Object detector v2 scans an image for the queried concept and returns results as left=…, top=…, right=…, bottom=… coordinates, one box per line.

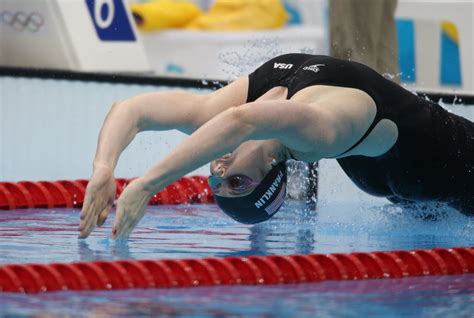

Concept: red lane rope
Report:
left=0, top=247, right=472, bottom=293
left=0, top=177, right=214, bottom=210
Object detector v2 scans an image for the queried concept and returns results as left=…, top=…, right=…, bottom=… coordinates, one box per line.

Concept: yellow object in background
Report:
left=186, top=0, right=289, bottom=31
left=130, top=0, right=202, bottom=32
left=441, top=21, right=459, bottom=43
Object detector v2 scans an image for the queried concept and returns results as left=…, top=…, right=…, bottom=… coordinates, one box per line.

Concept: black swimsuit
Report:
left=247, top=53, right=474, bottom=215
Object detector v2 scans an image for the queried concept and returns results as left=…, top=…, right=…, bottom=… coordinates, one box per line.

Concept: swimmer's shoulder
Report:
left=206, top=76, right=249, bottom=107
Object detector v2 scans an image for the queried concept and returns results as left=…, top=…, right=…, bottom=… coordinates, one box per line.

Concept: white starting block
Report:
left=0, top=0, right=151, bottom=73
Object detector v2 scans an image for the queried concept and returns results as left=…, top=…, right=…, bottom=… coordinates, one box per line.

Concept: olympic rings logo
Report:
left=0, top=11, right=44, bottom=33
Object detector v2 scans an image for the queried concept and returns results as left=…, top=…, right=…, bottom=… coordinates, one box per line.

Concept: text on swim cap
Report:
left=254, top=171, right=284, bottom=209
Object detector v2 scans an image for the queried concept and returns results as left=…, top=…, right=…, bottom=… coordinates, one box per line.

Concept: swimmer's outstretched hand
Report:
left=112, top=178, right=152, bottom=240
left=79, top=164, right=116, bottom=239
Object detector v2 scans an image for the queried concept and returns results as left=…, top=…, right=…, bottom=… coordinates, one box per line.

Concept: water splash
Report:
left=217, top=37, right=315, bottom=80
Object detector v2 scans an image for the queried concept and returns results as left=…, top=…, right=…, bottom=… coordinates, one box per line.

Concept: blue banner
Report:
left=86, top=0, right=136, bottom=42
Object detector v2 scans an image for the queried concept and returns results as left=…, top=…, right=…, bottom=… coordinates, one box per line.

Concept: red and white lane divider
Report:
left=0, top=177, right=214, bottom=210
left=0, top=247, right=473, bottom=293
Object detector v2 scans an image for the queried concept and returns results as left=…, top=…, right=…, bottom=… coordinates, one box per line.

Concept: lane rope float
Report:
left=0, top=247, right=472, bottom=293
left=0, top=176, right=214, bottom=210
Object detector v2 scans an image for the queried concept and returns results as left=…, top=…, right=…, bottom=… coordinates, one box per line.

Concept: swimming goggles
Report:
left=208, top=174, right=260, bottom=195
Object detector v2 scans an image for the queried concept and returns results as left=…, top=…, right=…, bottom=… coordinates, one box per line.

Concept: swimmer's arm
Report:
left=236, top=101, right=339, bottom=158
left=140, top=100, right=336, bottom=191
left=91, top=94, right=201, bottom=171
left=112, top=104, right=259, bottom=238
left=92, top=77, right=248, bottom=170
left=121, top=77, right=248, bottom=134
left=237, top=93, right=377, bottom=158
left=141, top=94, right=374, bottom=189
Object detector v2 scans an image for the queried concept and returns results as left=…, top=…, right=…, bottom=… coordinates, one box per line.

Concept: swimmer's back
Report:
left=247, top=53, right=474, bottom=212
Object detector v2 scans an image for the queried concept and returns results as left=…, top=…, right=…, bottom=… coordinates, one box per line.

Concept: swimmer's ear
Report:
left=267, top=157, right=278, bottom=170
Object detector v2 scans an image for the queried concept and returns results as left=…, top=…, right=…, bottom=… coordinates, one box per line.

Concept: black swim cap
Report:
left=213, top=162, right=287, bottom=224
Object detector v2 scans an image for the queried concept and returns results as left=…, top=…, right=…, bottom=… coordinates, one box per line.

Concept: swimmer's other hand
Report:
left=78, top=164, right=116, bottom=239
left=112, top=177, right=152, bottom=240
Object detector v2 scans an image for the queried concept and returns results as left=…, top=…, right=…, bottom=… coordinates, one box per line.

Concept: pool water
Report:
left=1, top=200, right=473, bottom=265
left=1, top=275, right=473, bottom=317
left=1, top=200, right=473, bottom=317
